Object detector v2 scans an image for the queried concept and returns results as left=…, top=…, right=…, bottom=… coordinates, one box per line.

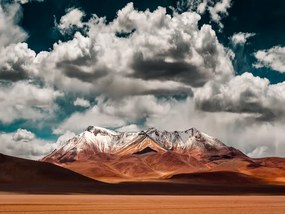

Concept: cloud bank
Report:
left=0, top=1, right=285, bottom=159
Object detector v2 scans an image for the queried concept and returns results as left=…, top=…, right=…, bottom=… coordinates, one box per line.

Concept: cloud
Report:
left=0, top=4, right=36, bottom=82
left=33, top=30, right=192, bottom=96
left=73, top=97, right=90, bottom=108
left=0, top=3, right=233, bottom=96
left=137, top=97, right=285, bottom=158
left=55, top=130, right=76, bottom=148
left=230, top=32, right=256, bottom=46
left=55, top=94, right=285, bottom=157
left=57, top=8, right=85, bottom=34
left=0, top=81, right=63, bottom=124
left=177, top=0, right=232, bottom=29
left=207, top=0, right=232, bottom=29
left=55, top=95, right=172, bottom=134
left=1, top=1, right=285, bottom=159
left=116, top=124, right=141, bottom=132
left=0, top=129, right=55, bottom=160
left=247, top=146, right=270, bottom=158
left=0, top=43, right=36, bottom=81
left=129, top=23, right=233, bottom=87
left=0, top=3, right=27, bottom=47
left=254, top=46, right=285, bottom=73
left=14, top=0, right=44, bottom=4
left=194, top=72, right=285, bottom=120
left=229, top=32, right=255, bottom=74
left=12, top=128, right=35, bottom=142
left=32, top=3, right=233, bottom=96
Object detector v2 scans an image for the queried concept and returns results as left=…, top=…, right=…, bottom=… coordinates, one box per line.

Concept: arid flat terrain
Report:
left=0, top=195, right=284, bottom=214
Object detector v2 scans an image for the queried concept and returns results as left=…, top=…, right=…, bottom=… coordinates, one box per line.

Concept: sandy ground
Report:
left=0, top=195, right=284, bottom=214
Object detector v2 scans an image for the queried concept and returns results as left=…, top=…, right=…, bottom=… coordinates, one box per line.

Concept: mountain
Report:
left=44, top=126, right=242, bottom=161
left=2, top=153, right=285, bottom=195
left=0, top=153, right=104, bottom=193
left=42, top=126, right=285, bottom=184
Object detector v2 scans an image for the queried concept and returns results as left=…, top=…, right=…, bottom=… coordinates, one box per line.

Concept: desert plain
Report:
left=0, top=195, right=285, bottom=214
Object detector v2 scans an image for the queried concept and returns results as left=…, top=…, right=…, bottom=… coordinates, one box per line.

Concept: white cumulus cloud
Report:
left=0, top=43, right=36, bottom=81
left=57, top=8, right=85, bottom=34
left=177, top=0, right=232, bottom=29
left=12, top=128, right=35, bottom=142
left=0, top=81, right=63, bottom=124
left=0, top=129, right=55, bottom=160
left=194, top=72, right=285, bottom=120
left=254, top=46, right=285, bottom=73
left=32, top=3, right=233, bottom=96
left=73, top=97, right=91, bottom=108
left=230, top=32, right=256, bottom=46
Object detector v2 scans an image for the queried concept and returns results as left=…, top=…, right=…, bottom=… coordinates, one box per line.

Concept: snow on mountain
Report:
left=44, top=126, right=229, bottom=162
left=42, top=126, right=248, bottom=182
left=142, top=127, right=225, bottom=151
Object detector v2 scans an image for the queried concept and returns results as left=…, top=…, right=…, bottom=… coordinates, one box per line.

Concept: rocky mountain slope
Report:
left=42, top=126, right=285, bottom=184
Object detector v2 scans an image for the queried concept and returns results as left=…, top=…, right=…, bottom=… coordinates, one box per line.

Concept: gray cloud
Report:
left=54, top=95, right=172, bottom=134
left=0, top=43, right=36, bottom=81
left=194, top=72, right=285, bottom=121
left=0, top=3, right=233, bottom=97
left=60, top=65, right=109, bottom=83
left=131, top=53, right=210, bottom=87
left=27, top=4, right=233, bottom=96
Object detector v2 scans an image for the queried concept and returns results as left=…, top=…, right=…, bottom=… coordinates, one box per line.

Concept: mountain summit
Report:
left=43, top=126, right=241, bottom=162
left=42, top=126, right=285, bottom=183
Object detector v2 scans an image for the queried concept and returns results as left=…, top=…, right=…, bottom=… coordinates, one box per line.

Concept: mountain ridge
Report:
left=42, top=126, right=285, bottom=184
left=44, top=126, right=237, bottom=161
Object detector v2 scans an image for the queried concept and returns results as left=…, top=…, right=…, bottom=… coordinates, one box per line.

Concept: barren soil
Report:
left=0, top=195, right=284, bottom=214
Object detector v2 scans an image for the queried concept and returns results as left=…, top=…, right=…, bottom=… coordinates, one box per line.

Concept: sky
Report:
left=0, top=0, right=285, bottom=159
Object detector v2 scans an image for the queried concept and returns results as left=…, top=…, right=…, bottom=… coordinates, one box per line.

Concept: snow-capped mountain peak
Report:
left=43, top=126, right=232, bottom=163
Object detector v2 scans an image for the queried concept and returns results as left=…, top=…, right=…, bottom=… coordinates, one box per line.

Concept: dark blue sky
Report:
left=21, top=0, right=173, bottom=52
left=21, top=0, right=285, bottom=51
